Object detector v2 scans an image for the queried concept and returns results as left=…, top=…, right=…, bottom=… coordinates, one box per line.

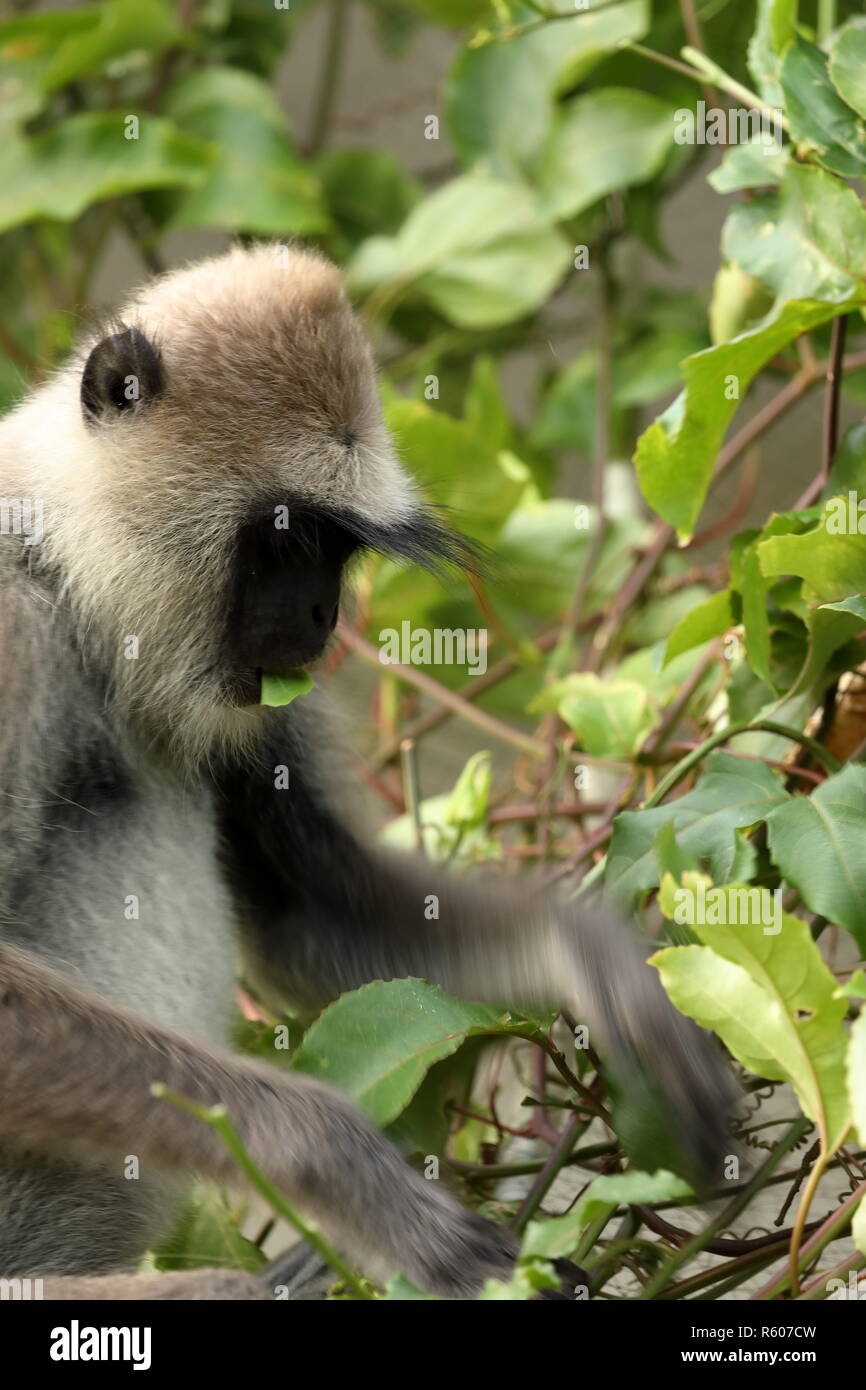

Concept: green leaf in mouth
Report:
left=260, top=669, right=314, bottom=708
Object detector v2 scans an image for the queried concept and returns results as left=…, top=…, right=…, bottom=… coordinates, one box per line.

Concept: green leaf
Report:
left=292, top=978, right=533, bottom=1127
left=636, top=163, right=866, bottom=535
left=316, top=147, right=420, bottom=253
left=349, top=171, right=571, bottom=329
left=401, top=0, right=490, bottom=23
left=163, top=67, right=327, bottom=235
left=383, top=1273, right=436, bottom=1300
left=828, top=22, right=866, bottom=121
left=758, top=511, right=866, bottom=599
left=534, top=673, right=655, bottom=759
left=463, top=355, right=511, bottom=452
left=384, top=398, right=524, bottom=542
left=260, top=670, right=314, bottom=708
left=521, top=1169, right=692, bottom=1261
left=442, top=750, right=492, bottom=830
left=710, top=267, right=773, bottom=353
left=0, top=10, right=95, bottom=128
left=634, top=300, right=841, bottom=539
left=723, top=165, right=866, bottom=307
left=40, top=0, right=184, bottom=94
left=653, top=899, right=851, bottom=1150
left=765, top=764, right=866, bottom=953
left=748, top=0, right=798, bottom=108
left=829, top=422, right=866, bottom=494
left=848, top=1010, right=866, bottom=1149
left=708, top=140, right=788, bottom=194
left=741, top=544, right=774, bottom=687
left=605, top=753, right=789, bottom=905
left=444, top=0, right=649, bottom=173
left=534, top=89, right=675, bottom=221
left=780, top=37, right=866, bottom=178
left=0, top=113, right=211, bottom=233
left=654, top=824, right=701, bottom=884
left=664, top=590, right=733, bottom=664
left=153, top=1186, right=266, bottom=1273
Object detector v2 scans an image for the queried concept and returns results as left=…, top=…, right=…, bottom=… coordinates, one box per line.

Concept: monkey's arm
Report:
left=0, top=944, right=514, bottom=1296
left=220, top=722, right=732, bottom=1182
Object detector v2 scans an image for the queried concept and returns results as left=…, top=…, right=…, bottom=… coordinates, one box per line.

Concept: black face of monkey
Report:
left=225, top=509, right=359, bottom=704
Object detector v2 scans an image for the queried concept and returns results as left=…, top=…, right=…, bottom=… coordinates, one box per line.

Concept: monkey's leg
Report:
left=0, top=946, right=515, bottom=1297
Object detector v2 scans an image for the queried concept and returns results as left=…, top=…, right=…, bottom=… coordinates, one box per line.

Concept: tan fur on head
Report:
left=0, top=244, right=420, bottom=766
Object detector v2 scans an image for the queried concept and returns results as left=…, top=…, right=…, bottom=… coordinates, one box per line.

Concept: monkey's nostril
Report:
left=311, top=604, right=326, bottom=629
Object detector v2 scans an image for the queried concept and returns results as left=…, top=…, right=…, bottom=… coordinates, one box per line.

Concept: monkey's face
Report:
left=46, top=245, right=465, bottom=757
left=224, top=507, right=359, bottom=704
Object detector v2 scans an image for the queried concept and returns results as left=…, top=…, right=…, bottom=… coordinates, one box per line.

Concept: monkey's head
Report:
left=25, top=245, right=466, bottom=761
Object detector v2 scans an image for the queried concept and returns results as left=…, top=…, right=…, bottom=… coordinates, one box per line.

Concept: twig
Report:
left=305, top=0, right=349, bottom=157
left=399, top=738, right=423, bottom=853
left=338, top=623, right=547, bottom=761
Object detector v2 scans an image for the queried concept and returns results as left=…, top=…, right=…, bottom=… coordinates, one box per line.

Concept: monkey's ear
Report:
left=81, top=326, right=164, bottom=424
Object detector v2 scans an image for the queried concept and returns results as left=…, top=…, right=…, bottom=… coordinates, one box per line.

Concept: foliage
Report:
left=5, top=0, right=866, bottom=1301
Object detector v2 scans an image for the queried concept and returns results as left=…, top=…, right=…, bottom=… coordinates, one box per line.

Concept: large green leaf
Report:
left=444, top=0, right=648, bottom=172
left=292, top=979, right=536, bottom=1127
left=653, top=900, right=851, bottom=1151
left=162, top=67, right=326, bottom=235
left=634, top=164, right=866, bottom=537
left=605, top=752, right=790, bottom=905
left=348, top=171, right=571, bottom=328
left=828, top=22, right=866, bottom=120
left=780, top=37, right=866, bottom=178
left=0, top=112, right=210, bottom=233
left=634, top=300, right=841, bottom=539
left=534, top=89, right=675, bottom=221
left=765, top=764, right=866, bottom=952
left=758, top=513, right=866, bottom=599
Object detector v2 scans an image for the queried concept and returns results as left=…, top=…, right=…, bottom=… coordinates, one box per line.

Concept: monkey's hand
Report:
left=565, top=904, right=736, bottom=1186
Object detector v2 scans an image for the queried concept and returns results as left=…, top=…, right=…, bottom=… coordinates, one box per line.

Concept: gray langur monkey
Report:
left=0, top=245, right=730, bottom=1300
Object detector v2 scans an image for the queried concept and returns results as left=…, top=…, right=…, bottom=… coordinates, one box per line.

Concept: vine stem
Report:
left=788, top=1150, right=830, bottom=1297
left=754, top=1172, right=866, bottom=1299
left=151, top=1084, right=376, bottom=1300
left=643, top=719, right=840, bottom=809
